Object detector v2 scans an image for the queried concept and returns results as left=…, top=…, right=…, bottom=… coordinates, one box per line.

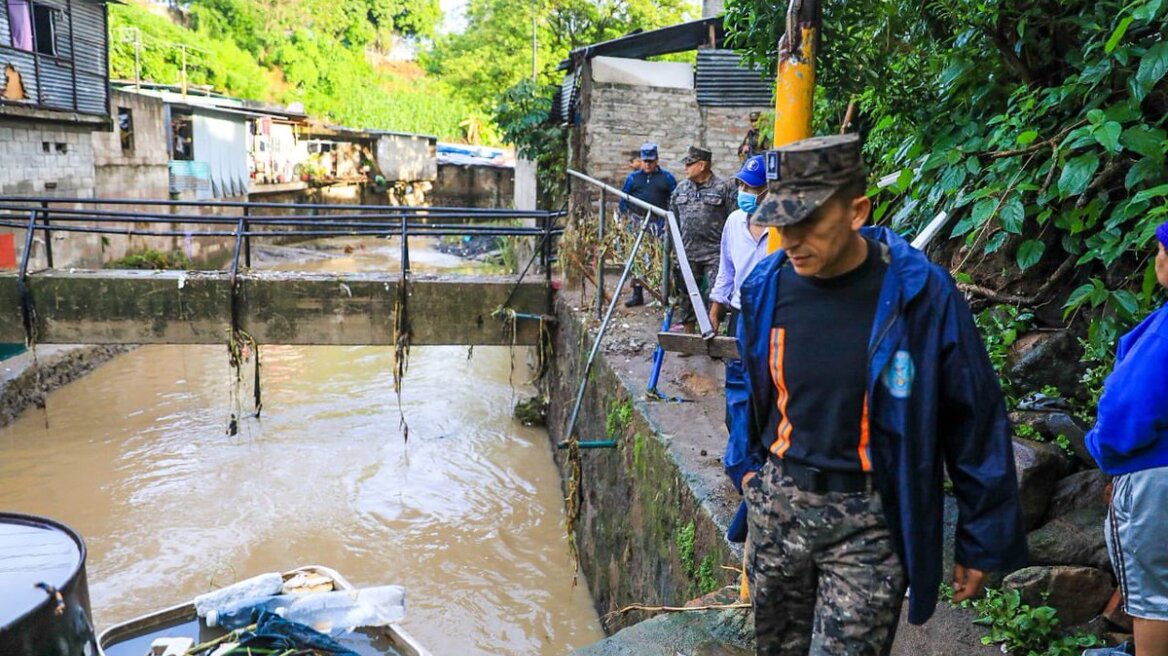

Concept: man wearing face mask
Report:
left=668, top=146, right=737, bottom=330
left=710, top=154, right=773, bottom=546
left=731, top=135, right=1026, bottom=654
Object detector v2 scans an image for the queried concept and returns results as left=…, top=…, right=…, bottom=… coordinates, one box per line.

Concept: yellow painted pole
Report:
left=766, top=25, right=818, bottom=255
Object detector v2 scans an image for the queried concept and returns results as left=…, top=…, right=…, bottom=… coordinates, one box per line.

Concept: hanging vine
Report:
left=393, top=272, right=412, bottom=441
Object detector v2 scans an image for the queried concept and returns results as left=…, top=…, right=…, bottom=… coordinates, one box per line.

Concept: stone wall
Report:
left=0, top=120, right=96, bottom=197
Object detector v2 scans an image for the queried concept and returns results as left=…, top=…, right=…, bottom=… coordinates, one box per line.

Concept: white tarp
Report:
left=193, top=110, right=250, bottom=199
left=591, top=56, right=694, bottom=90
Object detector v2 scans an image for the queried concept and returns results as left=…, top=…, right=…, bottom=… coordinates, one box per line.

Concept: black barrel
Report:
left=0, top=513, right=97, bottom=656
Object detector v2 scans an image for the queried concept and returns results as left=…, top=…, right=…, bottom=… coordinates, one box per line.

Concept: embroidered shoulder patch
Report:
left=882, top=350, right=915, bottom=399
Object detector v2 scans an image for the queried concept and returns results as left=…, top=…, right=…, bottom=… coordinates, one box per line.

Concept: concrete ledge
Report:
left=0, top=270, right=549, bottom=346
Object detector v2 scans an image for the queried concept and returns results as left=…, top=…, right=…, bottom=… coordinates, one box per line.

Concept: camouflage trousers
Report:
left=745, top=460, right=907, bottom=655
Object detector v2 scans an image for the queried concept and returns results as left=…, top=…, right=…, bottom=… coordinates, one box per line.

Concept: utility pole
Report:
left=133, top=28, right=141, bottom=91
left=179, top=44, right=188, bottom=98
left=531, top=0, right=538, bottom=84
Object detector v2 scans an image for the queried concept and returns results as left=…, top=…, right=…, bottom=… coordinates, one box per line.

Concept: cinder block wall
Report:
left=570, top=64, right=769, bottom=216
left=93, top=90, right=170, bottom=201
left=0, top=121, right=96, bottom=197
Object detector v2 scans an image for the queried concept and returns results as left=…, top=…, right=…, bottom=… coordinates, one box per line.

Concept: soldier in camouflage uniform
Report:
left=727, top=135, right=1027, bottom=654
left=668, top=146, right=737, bottom=330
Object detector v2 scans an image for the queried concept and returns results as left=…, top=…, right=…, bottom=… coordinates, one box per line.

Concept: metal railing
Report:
left=565, top=170, right=712, bottom=337
left=0, top=197, right=563, bottom=273
left=558, top=170, right=714, bottom=449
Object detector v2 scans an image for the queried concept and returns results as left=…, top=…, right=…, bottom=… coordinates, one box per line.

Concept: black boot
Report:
left=624, top=284, right=644, bottom=307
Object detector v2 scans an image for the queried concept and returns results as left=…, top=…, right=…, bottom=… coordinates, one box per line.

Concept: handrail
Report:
left=0, top=198, right=563, bottom=283
left=566, top=169, right=714, bottom=338
left=0, top=196, right=553, bottom=217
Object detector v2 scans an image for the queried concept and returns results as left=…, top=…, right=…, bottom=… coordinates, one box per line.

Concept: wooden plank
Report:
left=656, top=331, right=739, bottom=359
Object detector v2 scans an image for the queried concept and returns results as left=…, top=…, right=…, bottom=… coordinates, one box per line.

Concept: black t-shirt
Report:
left=767, top=239, right=888, bottom=472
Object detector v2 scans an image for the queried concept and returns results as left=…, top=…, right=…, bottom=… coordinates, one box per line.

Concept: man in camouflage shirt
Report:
left=668, top=146, right=737, bottom=330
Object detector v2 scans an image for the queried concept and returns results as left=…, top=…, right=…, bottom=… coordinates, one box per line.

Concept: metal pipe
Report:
left=0, top=223, right=556, bottom=240
left=0, top=196, right=556, bottom=216
left=242, top=205, right=251, bottom=268
left=596, top=189, right=605, bottom=319
left=558, top=208, right=655, bottom=449
left=567, top=169, right=669, bottom=220
left=557, top=440, right=618, bottom=450
left=39, top=201, right=52, bottom=269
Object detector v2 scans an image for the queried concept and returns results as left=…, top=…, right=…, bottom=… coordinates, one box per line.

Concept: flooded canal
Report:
left=0, top=236, right=604, bottom=655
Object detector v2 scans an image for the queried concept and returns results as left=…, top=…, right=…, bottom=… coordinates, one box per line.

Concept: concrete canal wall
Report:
left=547, top=292, right=746, bottom=637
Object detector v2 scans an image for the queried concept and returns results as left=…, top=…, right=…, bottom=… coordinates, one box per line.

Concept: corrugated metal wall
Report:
left=0, top=0, right=107, bottom=116
left=695, top=49, right=774, bottom=107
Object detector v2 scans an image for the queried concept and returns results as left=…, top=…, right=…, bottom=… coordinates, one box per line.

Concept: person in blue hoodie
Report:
left=1086, top=221, right=1168, bottom=656
left=619, top=142, right=678, bottom=307
left=728, top=134, right=1027, bottom=654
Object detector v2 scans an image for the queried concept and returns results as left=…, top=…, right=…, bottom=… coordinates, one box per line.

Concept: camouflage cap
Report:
left=752, top=134, right=867, bottom=227
left=681, top=146, right=712, bottom=166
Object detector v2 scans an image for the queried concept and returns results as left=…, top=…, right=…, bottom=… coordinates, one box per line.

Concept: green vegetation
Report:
left=676, top=519, right=696, bottom=573
left=725, top=0, right=1168, bottom=418
left=632, top=433, right=646, bottom=472
left=964, top=588, right=1103, bottom=655
left=110, top=0, right=693, bottom=147
left=104, top=248, right=191, bottom=270
left=110, top=0, right=469, bottom=138
left=974, top=305, right=1035, bottom=406
left=696, top=554, right=719, bottom=595
left=606, top=399, right=633, bottom=436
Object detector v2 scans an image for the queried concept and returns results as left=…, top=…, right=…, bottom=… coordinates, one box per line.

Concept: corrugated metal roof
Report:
left=695, top=49, right=774, bottom=107
left=550, top=70, right=578, bottom=125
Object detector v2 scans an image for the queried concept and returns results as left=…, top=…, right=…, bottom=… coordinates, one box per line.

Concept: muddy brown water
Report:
left=0, top=236, right=603, bottom=655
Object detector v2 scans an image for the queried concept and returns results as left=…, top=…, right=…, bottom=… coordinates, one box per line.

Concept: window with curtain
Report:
left=7, top=0, right=33, bottom=51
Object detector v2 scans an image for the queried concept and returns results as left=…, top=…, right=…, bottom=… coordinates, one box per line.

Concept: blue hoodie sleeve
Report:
left=724, top=316, right=765, bottom=492
left=936, top=275, right=1028, bottom=573
left=1086, top=328, right=1168, bottom=475
left=620, top=172, right=635, bottom=214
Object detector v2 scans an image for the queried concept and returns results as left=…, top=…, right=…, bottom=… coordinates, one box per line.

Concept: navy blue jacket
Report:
left=731, top=226, right=1027, bottom=625
left=620, top=168, right=677, bottom=213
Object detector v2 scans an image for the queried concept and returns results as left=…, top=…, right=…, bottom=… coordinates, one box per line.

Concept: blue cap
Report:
left=735, top=154, right=767, bottom=188
left=1158, top=221, right=1168, bottom=249
left=639, top=142, right=659, bottom=161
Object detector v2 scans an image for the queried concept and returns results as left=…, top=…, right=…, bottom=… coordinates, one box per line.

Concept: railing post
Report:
left=596, top=189, right=605, bottom=319
left=543, top=211, right=553, bottom=312
left=40, top=200, right=53, bottom=269
left=660, top=218, right=671, bottom=306
left=242, top=205, right=252, bottom=268
left=400, top=215, right=410, bottom=272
